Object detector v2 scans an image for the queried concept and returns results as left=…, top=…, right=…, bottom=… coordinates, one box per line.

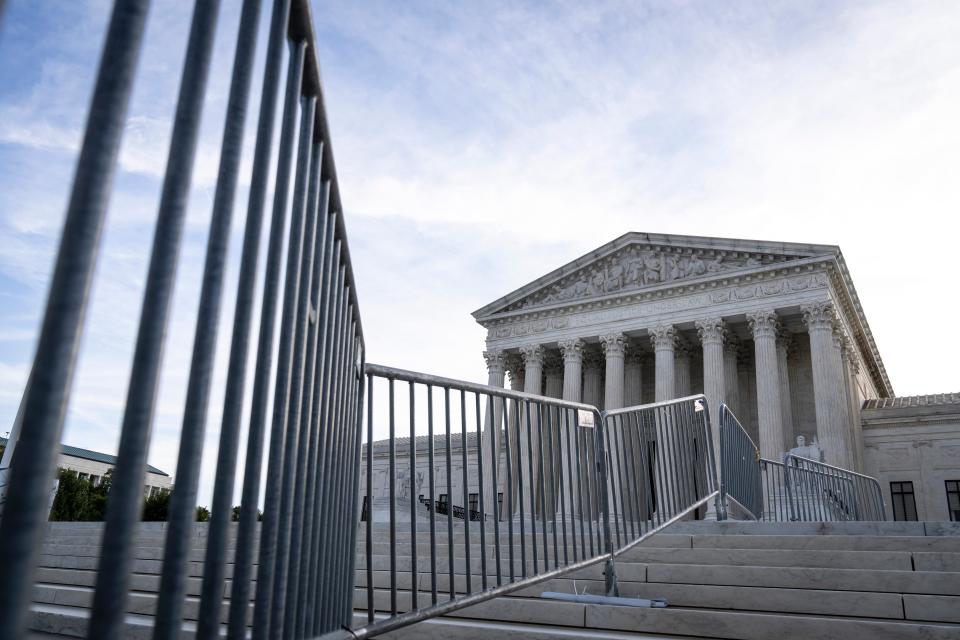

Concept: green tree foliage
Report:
left=142, top=489, right=171, bottom=522
left=231, top=504, right=263, bottom=521
left=49, top=469, right=112, bottom=521
left=195, top=505, right=210, bottom=522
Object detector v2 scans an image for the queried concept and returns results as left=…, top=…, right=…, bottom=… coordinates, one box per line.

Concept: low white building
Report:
left=0, top=437, right=172, bottom=497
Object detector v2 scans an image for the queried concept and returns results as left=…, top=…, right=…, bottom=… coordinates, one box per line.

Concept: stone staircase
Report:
left=24, top=520, right=960, bottom=638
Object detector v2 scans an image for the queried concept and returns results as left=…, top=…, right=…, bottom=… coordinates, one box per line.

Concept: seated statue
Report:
left=787, top=434, right=823, bottom=462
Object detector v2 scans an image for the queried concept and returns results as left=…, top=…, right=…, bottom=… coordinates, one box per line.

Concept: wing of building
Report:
left=472, top=232, right=959, bottom=522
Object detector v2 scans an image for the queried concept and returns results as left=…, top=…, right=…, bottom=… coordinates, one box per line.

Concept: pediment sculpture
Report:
left=505, top=244, right=797, bottom=312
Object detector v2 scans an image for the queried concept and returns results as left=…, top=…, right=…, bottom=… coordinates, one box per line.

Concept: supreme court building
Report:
left=470, top=232, right=960, bottom=521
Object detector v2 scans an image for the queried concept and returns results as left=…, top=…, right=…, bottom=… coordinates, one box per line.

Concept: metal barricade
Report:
left=340, top=382, right=721, bottom=639
left=718, top=404, right=763, bottom=520
left=348, top=364, right=607, bottom=639
left=785, top=455, right=886, bottom=522
left=0, top=2, right=366, bottom=639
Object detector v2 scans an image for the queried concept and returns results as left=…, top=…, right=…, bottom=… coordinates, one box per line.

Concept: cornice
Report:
left=478, top=257, right=831, bottom=326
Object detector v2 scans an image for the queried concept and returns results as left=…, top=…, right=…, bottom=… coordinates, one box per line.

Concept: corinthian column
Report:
left=650, top=325, right=677, bottom=401
left=776, top=332, right=795, bottom=451
left=481, top=350, right=507, bottom=518
left=518, top=344, right=544, bottom=519
left=504, top=355, right=524, bottom=516
left=834, top=329, right=856, bottom=470
left=748, top=310, right=785, bottom=461
left=844, top=348, right=865, bottom=471
left=696, top=318, right=726, bottom=426
left=623, top=343, right=644, bottom=407
left=802, top=302, right=848, bottom=468
left=558, top=338, right=585, bottom=519
left=601, top=333, right=626, bottom=410
left=558, top=339, right=584, bottom=402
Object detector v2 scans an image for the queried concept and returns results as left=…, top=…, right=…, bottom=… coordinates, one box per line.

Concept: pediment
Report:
left=475, top=233, right=837, bottom=319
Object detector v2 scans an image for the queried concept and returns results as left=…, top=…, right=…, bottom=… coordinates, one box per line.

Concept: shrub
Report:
left=142, top=489, right=171, bottom=521
left=231, top=504, right=264, bottom=521
left=49, top=469, right=92, bottom=521
left=195, top=505, right=210, bottom=522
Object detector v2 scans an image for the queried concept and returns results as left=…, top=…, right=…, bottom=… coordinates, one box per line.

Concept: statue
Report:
left=706, top=255, right=723, bottom=272
left=787, top=434, right=823, bottom=462
left=688, top=254, right=706, bottom=276
left=642, top=253, right=661, bottom=284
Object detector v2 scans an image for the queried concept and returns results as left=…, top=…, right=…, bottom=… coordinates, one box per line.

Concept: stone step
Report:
left=665, top=520, right=960, bottom=536
left=352, top=588, right=960, bottom=640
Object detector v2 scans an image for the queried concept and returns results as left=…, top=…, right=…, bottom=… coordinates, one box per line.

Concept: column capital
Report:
left=483, top=349, right=507, bottom=373
left=582, top=349, right=603, bottom=371
left=649, top=324, right=677, bottom=352
left=801, top=301, right=836, bottom=332
left=747, top=310, right=779, bottom=340
left=558, top=338, right=585, bottom=364
left=833, top=326, right=850, bottom=351
left=600, top=332, right=627, bottom=357
left=696, top=317, right=726, bottom=346
left=519, top=343, right=545, bottom=367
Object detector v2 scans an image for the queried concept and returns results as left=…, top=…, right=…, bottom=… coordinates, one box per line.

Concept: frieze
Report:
left=503, top=243, right=808, bottom=312
left=490, top=273, right=826, bottom=340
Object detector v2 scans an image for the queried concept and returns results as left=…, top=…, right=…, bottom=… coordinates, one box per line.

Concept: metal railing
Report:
left=717, top=404, right=886, bottom=522
left=344, top=370, right=719, bottom=640
left=0, top=2, right=365, bottom=639
left=718, top=404, right=763, bottom=520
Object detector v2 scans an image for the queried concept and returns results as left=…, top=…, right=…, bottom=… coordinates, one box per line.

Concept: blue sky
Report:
left=2, top=1, right=959, bottom=504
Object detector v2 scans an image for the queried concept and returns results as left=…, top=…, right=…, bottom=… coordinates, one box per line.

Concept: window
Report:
left=438, top=493, right=447, bottom=507
left=890, top=481, right=918, bottom=521
left=360, top=496, right=369, bottom=522
left=497, top=492, right=504, bottom=520
left=468, top=492, right=478, bottom=513
left=946, top=480, right=960, bottom=522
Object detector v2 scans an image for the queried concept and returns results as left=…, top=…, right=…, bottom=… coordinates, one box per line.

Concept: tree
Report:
left=49, top=469, right=92, bottom=521
left=195, top=505, right=210, bottom=522
left=231, top=504, right=263, bottom=521
left=143, top=489, right=171, bottom=521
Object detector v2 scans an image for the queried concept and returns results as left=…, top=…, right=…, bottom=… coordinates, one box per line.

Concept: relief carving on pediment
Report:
left=506, top=245, right=796, bottom=312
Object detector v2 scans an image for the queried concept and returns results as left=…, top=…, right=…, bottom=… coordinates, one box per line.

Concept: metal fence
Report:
left=718, top=404, right=763, bottom=519
left=0, top=2, right=365, bottom=639
left=717, top=405, right=886, bottom=522
left=346, top=374, right=719, bottom=639
left=761, top=455, right=886, bottom=522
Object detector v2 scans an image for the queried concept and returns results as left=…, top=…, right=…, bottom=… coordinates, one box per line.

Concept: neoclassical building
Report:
left=470, top=232, right=959, bottom=520
left=359, top=233, right=958, bottom=523
left=474, top=232, right=887, bottom=470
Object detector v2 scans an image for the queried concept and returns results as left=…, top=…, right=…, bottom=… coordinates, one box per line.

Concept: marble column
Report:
left=559, top=338, right=585, bottom=519
left=504, top=355, right=524, bottom=516
left=776, top=332, right=795, bottom=452
left=675, top=341, right=692, bottom=397
left=801, top=302, right=849, bottom=468
left=518, top=344, right=544, bottom=519
left=695, top=317, right=726, bottom=428
left=723, top=334, right=741, bottom=417
left=747, top=310, right=785, bottom=461
left=623, top=343, right=644, bottom=407
left=651, top=325, right=677, bottom=402
left=844, top=347, right=865, bottom=472
left=834, top=329, right=856, bottom=470
left=481, top=350, right=507, bottom=518
left=601, top=333, right=626, bottom=410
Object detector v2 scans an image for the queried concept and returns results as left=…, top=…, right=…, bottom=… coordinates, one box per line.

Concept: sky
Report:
left=1, top=0, right=958, bottom=506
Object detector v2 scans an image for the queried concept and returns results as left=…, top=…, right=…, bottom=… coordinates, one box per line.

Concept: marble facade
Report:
left=474, top=233, right=892, bottom=473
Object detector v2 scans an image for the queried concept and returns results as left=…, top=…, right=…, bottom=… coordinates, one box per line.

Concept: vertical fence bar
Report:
left=388, top=378, right=397, bottom=614
left=266, top=91, right=317, bottom=640
left=82, top=2, right=219, bottom=638
left=365, top=373, right=374, bottom=622
left=460, top=389, right=472, bottom=593
left=409, top=381, right=419, bottom=610
left=475, top=392, right=488, bottom=590
left=251, top=38, right=307, bottom=640
left=0, top=3, right=150, bottom=637
left=428, top=385, right=438, bottom=604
